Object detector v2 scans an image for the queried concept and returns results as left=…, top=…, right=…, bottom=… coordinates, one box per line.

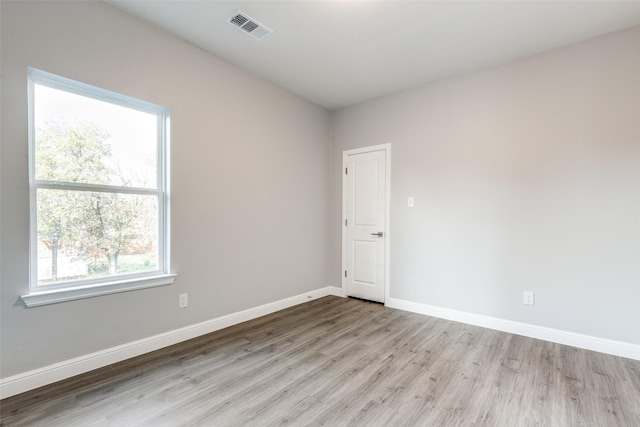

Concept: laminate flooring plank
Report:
left=145, top=357, right=316, bottom=426
left=49, top=332, right=298, bottom=424
left=257, top=308, right=415, bottom=425
left=2, top=296, right=640, bottom=427
left=1, top=297, right=345, bottom=426
left=210, top=305, right=398, bottom=425
left=282, top=315, right=465, bottom=425
left=307, top=357, right=413, bottom=426
left=429, top=327, right=502, bottom=425
left=105, top=300, right=360, bottom=423
left=130, top=301, right=383, bottom=426
left=257, top=345, right=381, bottom=426
left=240, top=310, right=411, bottom=425
left=318, top=322, right=482, bottom=425
left=1, top=298, right=344, bottom=426
left=343, top=399, right=399, bottom=427
left=238, top=343, right=371, bottom=426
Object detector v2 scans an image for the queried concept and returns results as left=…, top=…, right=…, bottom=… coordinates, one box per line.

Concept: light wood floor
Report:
left=1, top=296, right=639, bottom=426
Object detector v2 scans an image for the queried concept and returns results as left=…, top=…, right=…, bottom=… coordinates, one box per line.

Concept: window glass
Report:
left=36, top=189, right=159, bottom=284
left=29, top=69, right=169, bottom=288
left=34, top=84, right=158, bottom=189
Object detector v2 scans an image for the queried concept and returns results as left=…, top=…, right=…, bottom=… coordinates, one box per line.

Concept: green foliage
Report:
left=87, top=253, right=157, bottom=277
left=36, top=121, right=156, bottom=282
left=36, top=122, right=112, bottom=184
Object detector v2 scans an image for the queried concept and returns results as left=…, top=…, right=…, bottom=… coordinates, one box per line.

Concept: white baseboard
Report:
left=386, top=297, right=640, bottom=361
left=6, top=290, right=634, bottom=400
left=0, top=287, right=333, bottom=400
left=328, top=285, right=346, bottom=297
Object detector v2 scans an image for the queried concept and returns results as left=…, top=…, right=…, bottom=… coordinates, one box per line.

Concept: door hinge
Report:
left=344, top=270, right=347, bottom=278
left=345, top=218, right=347, bottom=226
left=345, top=167, right=348, bottom=175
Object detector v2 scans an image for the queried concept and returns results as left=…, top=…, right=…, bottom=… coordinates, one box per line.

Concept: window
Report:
left=23, top=68, right=174, bottom=307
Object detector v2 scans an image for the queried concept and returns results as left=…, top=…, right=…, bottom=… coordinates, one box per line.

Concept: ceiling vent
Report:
left=228, top=11, right=272, bottom=40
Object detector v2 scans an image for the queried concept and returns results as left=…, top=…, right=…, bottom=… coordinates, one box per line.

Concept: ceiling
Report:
left=107, top=1, right=640, bottom=110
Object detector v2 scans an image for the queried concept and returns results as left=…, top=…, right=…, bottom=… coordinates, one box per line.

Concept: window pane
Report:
left=34, top=84, right=157, bottom=188
left=36, top=189, right=158, bottom=284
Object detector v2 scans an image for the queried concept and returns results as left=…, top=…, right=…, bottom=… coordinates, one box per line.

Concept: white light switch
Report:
left=408, top=197, right=414, bottom=208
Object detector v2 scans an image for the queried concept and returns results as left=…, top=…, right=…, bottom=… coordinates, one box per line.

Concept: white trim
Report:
left=27, top=67, right=171, bottom=292
left=386, top=297, right=640, bottom=361
left=341, top=143, right=391, bottom=303
left=28, top=71, right=38, bottom=288
left=21, top=274, right=178, bottom=307
left=1, top=287, right=333, bottom=399
left=328, top=285, right=346, bottom=297
left=7, top=290, right=635, bottom=399
left=34, top=181, right=159, bottom=195
left=27, top=67, right=164, bottom=114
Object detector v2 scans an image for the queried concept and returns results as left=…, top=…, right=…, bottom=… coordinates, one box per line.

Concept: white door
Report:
left=343, top=147, right=388, bottom=303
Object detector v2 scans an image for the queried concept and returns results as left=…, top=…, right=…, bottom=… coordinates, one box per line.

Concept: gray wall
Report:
left=331, top=26, right=640, bottom=344
left=2, top=0, right=638, bottom=383
left=1, top=1, right=330, bottom=378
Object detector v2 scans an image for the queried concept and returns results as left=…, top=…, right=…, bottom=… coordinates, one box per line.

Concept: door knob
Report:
left=371, top=232, right=384, bottom=237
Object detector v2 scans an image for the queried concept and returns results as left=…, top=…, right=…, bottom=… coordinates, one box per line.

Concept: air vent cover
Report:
left=228, top=11, right=272, bottom=40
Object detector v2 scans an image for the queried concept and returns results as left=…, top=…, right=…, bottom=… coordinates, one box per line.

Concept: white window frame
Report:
left=22, top=68, right=175, bottom=307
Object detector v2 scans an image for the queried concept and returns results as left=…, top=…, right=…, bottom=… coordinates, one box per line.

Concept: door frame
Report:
left=341, top=143, right=391, bottom=304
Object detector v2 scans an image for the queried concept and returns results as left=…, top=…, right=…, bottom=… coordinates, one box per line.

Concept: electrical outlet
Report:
left=523, top=291, right=534, bottom=306
left=179, top=293, right=188, bottom=309
left=408, top=197, right=414, bottom=208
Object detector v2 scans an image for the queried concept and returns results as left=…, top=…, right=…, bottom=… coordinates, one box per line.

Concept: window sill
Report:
left=21, top=274, right=177, bottom=308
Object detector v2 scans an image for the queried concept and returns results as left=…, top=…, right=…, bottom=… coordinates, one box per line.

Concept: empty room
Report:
left=1, top=1, right=639, bottom=425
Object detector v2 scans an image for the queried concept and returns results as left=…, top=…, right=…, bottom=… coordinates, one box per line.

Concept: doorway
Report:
left=342, top=144, right=390, bottom=303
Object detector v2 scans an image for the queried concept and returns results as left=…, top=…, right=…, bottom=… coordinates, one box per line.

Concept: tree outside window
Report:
left=29, top=69, right=169, bottom=289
